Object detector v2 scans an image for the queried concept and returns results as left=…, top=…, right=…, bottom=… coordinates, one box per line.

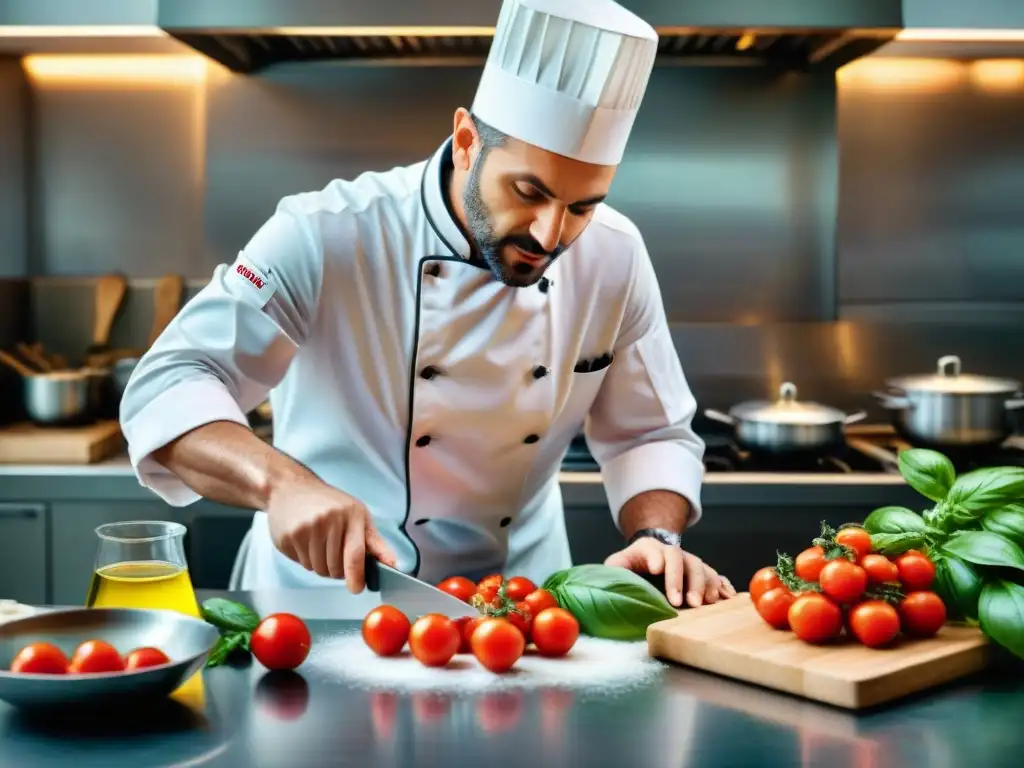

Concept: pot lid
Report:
left=886, top=355, right=1021, bottom=395
left=730, top=382, right=848, bottom=425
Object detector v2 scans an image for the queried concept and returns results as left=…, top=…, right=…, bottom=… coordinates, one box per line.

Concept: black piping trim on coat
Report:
left=399, top=162, right=489, bottom=578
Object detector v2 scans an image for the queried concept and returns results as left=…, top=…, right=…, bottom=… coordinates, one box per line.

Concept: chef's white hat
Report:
left=471, top=0, right=658, bottom=167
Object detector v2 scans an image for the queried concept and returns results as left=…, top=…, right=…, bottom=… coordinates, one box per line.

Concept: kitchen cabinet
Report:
left=0, top=502, right=48, bottom=605
left=49, top=500, right=176, bottom=606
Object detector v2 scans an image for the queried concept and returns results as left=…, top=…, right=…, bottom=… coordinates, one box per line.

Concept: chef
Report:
left=119, top=0, right=737, bottom=609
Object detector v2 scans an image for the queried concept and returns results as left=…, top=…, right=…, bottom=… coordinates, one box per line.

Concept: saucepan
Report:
left=0, top=349, right=97, bottom=426
left=704, top=382, right=867, bottom=455
left=875, top=355, right=1024, bottom=449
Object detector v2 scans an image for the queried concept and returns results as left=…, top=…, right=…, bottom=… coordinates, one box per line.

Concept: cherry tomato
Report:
left=68, top=640, right=125, bottom=674
left=756, top=587, right=795, bottom=629
left=795, top=546, right=827, bottom=582
left=408, top=613, right=460, bottom=667
left=477, top=574, right=503, bottom=592
left=476, top=584, right=500, bottom=604
left=507, top=603, right=532, bottom=640
left=523, top=588, right=558, bottom=616
left=531, top=607, right=579, bottom=657
left=834, top=526, right=872, bottom=559
left=898, top=591, right=947, bottom=637
left=437, top=576, right=477, bottom=603
left=505, top=576, right=537, bottom=603
left=124, top=647, right=171, bottom=670
left=849, top=600, right=900, bottom=648
left=10, top=642, right=68, bottom=675
left=749, top=567, right=783, bottom=604
left=819, top=559, right=868, bottom=604
left=788, top=593, right=843, bottom=644
left=471, top=618, right=525, bottom=672
left=251, top=613, right=312, bottom=671
left=894, top=551, right=936, bottom=591
left=458, top=616, right=485, bottom=653
left=362, top=605, right=411, bottom=657
left=860, top=554, right=900, bottom=586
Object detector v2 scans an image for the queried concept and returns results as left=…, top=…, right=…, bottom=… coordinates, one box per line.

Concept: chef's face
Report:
left=454, top=115, right=617, bottom=287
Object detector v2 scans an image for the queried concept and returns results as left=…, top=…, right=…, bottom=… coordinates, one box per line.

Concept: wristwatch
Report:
left=627, top=527, right=683, bottom=548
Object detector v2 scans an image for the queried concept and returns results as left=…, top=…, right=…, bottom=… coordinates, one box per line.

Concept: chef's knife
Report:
left=364, top=556, right=478, bottom=619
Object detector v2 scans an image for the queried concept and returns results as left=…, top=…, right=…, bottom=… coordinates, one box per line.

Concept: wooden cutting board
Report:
left=0, top=421, right=124, bottom=464
left=647, top=593, right=990, bottom=710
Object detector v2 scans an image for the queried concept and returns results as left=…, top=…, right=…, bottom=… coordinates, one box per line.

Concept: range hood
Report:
left=156, top=0, right=903, bottom=74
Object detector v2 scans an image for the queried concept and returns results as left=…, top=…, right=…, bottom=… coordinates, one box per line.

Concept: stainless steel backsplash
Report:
left=1, top=54, right=1022, bottom=414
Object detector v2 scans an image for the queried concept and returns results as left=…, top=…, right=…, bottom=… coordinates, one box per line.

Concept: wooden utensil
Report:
left=0, top=349, right=36, bottom=378
left=16, top=343, right=51, bottom=372
left=84, top=274, right=128, bottom=368
left=646, top=594, right=990, bottom=710
left=148, top=274, right=184, bottom=347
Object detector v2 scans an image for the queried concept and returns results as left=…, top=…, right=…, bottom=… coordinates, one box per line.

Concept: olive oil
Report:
left=86, top=560, right=201, bottom=618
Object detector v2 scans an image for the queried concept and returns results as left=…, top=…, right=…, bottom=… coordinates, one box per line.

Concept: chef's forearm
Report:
left=618, top=490, right=692, bottom=539
left=151, top=421, right=317, bottom=510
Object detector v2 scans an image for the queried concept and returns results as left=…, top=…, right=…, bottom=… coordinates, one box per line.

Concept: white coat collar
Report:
left=421, top=138, right=472, bottom=260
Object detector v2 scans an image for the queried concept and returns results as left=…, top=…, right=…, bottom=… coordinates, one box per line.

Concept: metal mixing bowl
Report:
left=0, top=608, right=218, bottom=711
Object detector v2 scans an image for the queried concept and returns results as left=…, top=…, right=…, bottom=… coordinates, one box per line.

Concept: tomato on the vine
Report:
left=530, top=608, right=579, bottom=657
left=437, top=576, right=477, bottom=603
left=505, top=577, right=536, bottom=603
left=756, top=586, right=794, bottom=629
left=408, top=613, right=460, bottom=667
left=749, top=567, right=783, bottom=604
left=788, top=593, right=843, bottom=643
left=506, top=604, right=533, bottom=640
left=251, top=613, right=312, bottom=670
left=362, top=605, right=412, bottom=657
left=477, top=574, right=503, bottom=592
left=68, top=640, right=125, bottom=674
left=795, top=547, right=827, bottom=582
left=10, top=642, right=68, bottom=675
left=835, top=527, right=873, bottom=560
left=849, top=600, right=900, bottom=648
left=471, top=618, right=525, bottom=672
left=819, top=560, right=868, bottom=604
left=898, top=591, right=946, bottom=637
left=523, top=588, right=558, bottom=616
left=860, top=554, right=900, bottom=586
left=894, top=551, right=936, bottom=591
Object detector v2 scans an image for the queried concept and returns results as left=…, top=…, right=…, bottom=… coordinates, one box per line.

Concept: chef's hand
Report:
left=266, top=477, right=397, bottom=593
left=604, top=538, right=737, bottom=608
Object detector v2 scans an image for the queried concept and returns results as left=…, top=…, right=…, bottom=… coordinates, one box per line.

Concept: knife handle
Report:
left=364, top=555, right=381, bottom=592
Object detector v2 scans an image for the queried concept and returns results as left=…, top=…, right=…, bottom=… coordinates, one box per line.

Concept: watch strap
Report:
left=627, top=527, right=682, bottom=548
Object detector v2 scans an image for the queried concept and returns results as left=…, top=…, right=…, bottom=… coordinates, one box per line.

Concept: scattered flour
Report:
left=304, top=630, right=666, bottom=694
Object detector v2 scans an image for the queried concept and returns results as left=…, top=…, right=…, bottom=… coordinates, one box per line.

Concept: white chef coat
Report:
left=119, top=137, right=706, bottom=590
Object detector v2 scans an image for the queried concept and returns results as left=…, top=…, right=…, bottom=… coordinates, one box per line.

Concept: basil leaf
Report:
left=870, top=531, right=928, bottom=557
left=205, top=631, right=249, bottom=668
left=945, top=467, right=1024, bottom=516
left=981, top=505, right=1024, bottom=548
left=978, top=580, right=1024, bottom=660
left=899, top=448, right=956, bottom=502
left=940, top=531, right=1024, bottom=572
left=542, top=568, right=571, bottom=592
left=863, top=506, right=929, bottom=535
left=547, top=564, right=677, bottom=641
left=932, top=553, right=984, bottom=621
left=201, top=597, right=260, bottom=632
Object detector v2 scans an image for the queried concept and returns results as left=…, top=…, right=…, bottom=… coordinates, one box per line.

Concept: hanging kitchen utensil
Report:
left=704, top=382, right=866, bottom=455
left=875, top=355, right=1024, bottom=449
left=84, top=274, right=128, bottom=369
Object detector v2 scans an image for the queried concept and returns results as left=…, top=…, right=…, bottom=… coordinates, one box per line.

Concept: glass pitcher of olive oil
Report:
left=86, top=520, right=200, bottom=618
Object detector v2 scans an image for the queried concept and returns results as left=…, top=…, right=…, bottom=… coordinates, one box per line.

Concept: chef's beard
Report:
left=463, top=154, right=563, bottom=288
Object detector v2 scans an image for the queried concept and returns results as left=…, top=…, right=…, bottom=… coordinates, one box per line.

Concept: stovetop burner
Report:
left=561, top=428, right=1024, bottom=475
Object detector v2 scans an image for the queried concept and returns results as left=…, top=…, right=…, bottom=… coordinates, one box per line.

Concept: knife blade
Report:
left=364, top=556, right=479, bottom=619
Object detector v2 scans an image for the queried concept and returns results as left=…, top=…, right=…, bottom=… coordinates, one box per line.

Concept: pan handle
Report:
left=843, top=411, right=868, bottom=425
left=873, top=391, right=911, bottom=410
left=703, top=409, right=735, bottom=426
